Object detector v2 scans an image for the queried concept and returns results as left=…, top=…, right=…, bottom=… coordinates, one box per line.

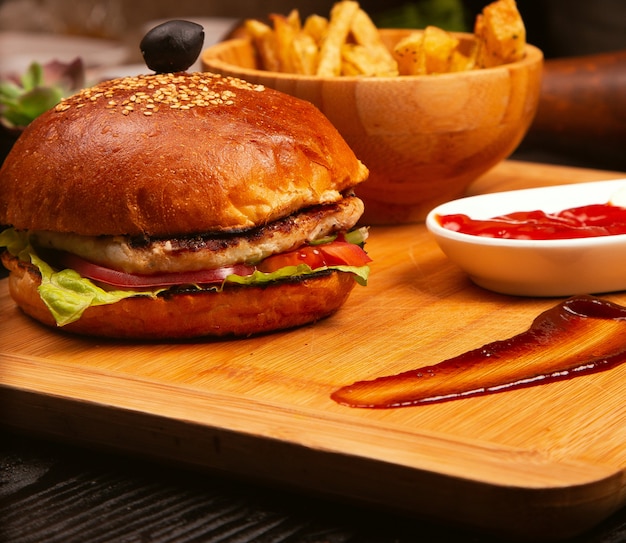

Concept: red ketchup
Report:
left=331, top=296, right=626, bottom=408
left=438, top=203, right=626, bottom=240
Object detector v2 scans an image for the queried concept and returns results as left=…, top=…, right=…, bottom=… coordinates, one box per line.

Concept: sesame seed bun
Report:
left=0, top=72, right=368, bottom=236
left=0, top=72, right=369, bottom=338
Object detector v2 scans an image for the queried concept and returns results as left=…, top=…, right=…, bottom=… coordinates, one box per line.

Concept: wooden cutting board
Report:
left=2, top=160, right=626, bottom=542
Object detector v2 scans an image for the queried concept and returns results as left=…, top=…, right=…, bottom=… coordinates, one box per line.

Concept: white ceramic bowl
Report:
left=426, top=179, right=626, bottom=297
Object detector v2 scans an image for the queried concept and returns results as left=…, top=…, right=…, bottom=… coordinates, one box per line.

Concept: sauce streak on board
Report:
left=438, top=203, right=626, bottom=240
left=331, top=295, right=626, bottom=408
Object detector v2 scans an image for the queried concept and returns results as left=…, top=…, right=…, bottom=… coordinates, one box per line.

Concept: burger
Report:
left=0, top=72, right=371, bottom=338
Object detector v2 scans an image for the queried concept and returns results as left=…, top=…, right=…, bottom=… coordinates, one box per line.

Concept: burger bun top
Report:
left=0, top=72, right=368, bottom=237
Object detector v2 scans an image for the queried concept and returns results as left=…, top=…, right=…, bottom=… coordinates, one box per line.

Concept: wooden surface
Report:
left=1, top=160, right=626, bottom=542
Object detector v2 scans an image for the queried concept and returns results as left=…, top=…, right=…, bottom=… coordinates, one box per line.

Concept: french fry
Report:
left=292, top=32, right=319, bottom=75
left=239, top=0, right=527, bottom=77
left=285, top=8, right=302, bottom=30
left=340, top=45, right=364, bottom=76
left=393, top=32, right=423, bottom=75
left=303, top=14, right=328, bottom=45
left=316, top=1, right=360, bottom=76
left=420, top=26, right=460, bottom=74
left=394, top=27, right=461, bottom=75
left=350, top=9, right=398, bottom=75
left=244, top=19, right=281, bottom=72
left=340, top=43, right=380, bottom=76
left=450, top=49, right=476, bottom=72
left=474, top=0, right=526, bottom=68
left=270, top=12, right=300, bottom=73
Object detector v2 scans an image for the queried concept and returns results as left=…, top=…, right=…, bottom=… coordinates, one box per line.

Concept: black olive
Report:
left=140, top=20, right=205, bottom=73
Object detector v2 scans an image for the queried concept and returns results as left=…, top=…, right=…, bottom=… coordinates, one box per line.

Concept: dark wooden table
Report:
left=1, top=428, right=625, bottom=543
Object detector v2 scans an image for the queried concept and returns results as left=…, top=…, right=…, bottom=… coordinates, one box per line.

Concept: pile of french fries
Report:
left=238, top=0, right=526, bottom=77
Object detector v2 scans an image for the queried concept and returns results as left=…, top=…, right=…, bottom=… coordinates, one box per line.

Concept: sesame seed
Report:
left=53, top=72, right=266, bottom=117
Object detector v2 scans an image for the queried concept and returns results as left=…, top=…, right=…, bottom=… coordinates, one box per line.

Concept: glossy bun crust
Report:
left=2, top=252, right=356, bottom=338
left=0, top=72, right=368, bottom=236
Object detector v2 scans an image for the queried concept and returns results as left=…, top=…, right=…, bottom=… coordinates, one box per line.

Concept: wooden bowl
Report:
left=201, top=30, right=544, bottom=224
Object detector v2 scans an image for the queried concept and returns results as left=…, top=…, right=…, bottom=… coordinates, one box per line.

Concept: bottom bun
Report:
left=2, top=253, right=357, bottom=339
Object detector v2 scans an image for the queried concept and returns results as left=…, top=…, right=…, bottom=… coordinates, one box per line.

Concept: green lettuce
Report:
left=0, top=228, right=158, bottom=325
left=32, top=253, right=159, bottom=326
left=1, top=227, right=370, bottom=327
left=225, top=263, right=369, bottom=287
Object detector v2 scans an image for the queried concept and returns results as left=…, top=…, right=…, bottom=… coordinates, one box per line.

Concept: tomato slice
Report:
left=256, top=245, right=324, bottom=273
left=257, top=240, right=371, bottom=273
left=56, top=252, right=255, bottom=289
left=318, top=241, right=372, bottom=267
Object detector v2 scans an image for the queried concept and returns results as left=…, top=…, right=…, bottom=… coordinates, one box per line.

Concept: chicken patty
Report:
left=32, top=195, right=365, bottom=274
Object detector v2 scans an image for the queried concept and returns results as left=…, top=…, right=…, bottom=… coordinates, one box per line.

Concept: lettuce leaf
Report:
left=225, top=262, right=369, bottom=287
left=1, top=227, right=370, bottom=327
left=0, top=227, right=29, bottom=258
left=31, top=252, right=158, bottom=326
left=0, top=229, right=158, bottom=325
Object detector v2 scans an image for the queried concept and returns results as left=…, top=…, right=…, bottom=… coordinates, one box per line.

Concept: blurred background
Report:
left=2, top=0, right=625, bottom=60
left=1, top=0, right=625, bottom=169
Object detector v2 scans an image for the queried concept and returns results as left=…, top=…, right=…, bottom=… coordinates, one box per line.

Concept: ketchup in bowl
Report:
left=425, top=180, right=626, bottom=296
left=438, top=203, right=626, bottom=240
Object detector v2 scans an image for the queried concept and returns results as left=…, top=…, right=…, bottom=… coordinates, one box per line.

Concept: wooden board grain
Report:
left=2, top=160, right=626, bottom=542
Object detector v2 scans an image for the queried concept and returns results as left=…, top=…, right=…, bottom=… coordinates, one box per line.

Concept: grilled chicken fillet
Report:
left=32, top=195, right=364, bottom=275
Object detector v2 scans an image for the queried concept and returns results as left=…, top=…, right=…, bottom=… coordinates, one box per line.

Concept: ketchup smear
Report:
left=438, top=203, right=626, bottom=240
left=331, top=295, right=626, bottom=408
